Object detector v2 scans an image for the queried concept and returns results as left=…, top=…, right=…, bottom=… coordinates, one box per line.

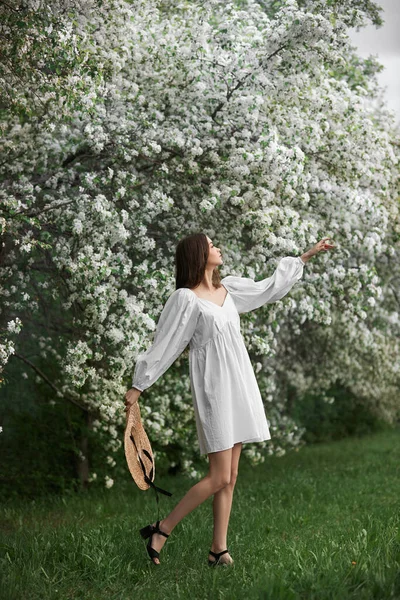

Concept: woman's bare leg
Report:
left=148, top=446, right=233, bottom=564
left=209, top=442, right=242, bottom=564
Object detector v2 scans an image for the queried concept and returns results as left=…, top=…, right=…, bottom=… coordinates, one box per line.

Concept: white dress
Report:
left=132, top=256, right=306, bottom=455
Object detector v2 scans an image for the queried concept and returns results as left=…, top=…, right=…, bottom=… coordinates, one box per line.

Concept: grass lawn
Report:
left=1, top=428, right=399, bottom=600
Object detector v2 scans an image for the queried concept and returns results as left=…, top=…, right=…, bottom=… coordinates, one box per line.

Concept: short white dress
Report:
left=132, top=256, right=306, bottom=455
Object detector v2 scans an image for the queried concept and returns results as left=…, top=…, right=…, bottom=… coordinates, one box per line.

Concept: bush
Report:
left=290, top=382, right=389, bottom=444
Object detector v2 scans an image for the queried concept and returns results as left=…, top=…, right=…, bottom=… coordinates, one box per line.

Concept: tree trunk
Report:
left=77, top=411, right=93, bottom=490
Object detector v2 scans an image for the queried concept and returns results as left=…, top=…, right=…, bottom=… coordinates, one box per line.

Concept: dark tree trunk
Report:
left=77, top=411, right=93, bottom=490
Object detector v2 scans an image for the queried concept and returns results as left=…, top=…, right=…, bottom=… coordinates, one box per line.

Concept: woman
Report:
left=124, top=233, right=335, bottom=566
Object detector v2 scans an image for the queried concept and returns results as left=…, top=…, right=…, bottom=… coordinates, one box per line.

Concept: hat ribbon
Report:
left=130, top=433, right=173, bottom=522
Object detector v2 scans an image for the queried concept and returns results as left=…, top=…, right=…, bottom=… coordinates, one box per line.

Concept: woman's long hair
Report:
left=175, top=232, right=222, bottom=290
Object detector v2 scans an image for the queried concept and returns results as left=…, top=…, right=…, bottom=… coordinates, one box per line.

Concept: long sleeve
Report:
left=132, top=288, right=200, bottom=392
left=221, top=256, right=305, bottom=314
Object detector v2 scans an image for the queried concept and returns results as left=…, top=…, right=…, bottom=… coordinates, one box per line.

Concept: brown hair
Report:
left=175, top=232, right=222, bottom=290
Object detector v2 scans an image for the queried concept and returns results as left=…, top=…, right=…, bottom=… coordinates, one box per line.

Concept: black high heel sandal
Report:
left=139, top=520, right=170, bottom=565
left=208, top=549, right=232, bottom=566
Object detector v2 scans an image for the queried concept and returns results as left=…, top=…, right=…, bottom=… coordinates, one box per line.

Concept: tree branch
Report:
left=0, top=0, right=20, bottom=12
left=389, top=284, right=400, bottom=308
left=13, top=351, right=92, bottom=414
left=210, top=43, right=288, bottom=122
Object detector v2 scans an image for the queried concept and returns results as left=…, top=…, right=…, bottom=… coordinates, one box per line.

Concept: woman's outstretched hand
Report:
left=301, top=237, right=336, bottom=263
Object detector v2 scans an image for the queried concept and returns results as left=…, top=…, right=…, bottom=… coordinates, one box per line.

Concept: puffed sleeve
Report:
left=132, top=288, right=200, bottom=392
left=221, top=256, right=306, bottom=314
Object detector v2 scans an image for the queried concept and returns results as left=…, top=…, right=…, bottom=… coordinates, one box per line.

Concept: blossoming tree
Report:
left=1, top=0, right=399, bottom=487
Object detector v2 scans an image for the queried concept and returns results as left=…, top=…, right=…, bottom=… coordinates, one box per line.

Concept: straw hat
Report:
left=124, top=399, right=155, bottom=490
left=124, top=399, right=173, bottom=519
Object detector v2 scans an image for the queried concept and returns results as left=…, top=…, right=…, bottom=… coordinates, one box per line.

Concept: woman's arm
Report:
left=221, top=256, right=305, bottom=313
left=131, top=287, right=199, bottom=391
left=124, top=287, right=200, bottom=412
left=221, top=237, right=335, bottom=314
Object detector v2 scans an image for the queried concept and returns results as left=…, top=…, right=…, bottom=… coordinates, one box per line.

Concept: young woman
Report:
left=124, top=232, right=335, bottom=566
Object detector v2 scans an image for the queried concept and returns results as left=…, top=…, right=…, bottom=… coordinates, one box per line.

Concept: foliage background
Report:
left=0, top=0, right=399, bottom=498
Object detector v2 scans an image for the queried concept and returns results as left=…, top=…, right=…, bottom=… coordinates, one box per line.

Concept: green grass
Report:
left=1, top=429, right=400, bottom=600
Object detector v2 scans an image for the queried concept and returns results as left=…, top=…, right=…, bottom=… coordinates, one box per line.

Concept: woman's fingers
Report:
left=314, top=238, right=335, bottom=254
left=321, top=238, right=335, bottom=247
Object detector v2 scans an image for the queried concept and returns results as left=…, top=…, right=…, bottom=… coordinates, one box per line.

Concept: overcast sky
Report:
left=347, top=0, right=400, bottom=127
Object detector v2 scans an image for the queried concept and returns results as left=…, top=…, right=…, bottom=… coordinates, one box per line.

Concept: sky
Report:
left=347, top=0, right=400, bottom=127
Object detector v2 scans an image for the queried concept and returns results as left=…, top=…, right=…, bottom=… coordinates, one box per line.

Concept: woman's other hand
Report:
left=301, top=237, right=336, bottom=263
left=124, top=387, right=142, bottom=416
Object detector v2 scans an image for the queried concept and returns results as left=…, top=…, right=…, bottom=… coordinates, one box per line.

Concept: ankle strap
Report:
left=154, top=520, right=169, bottom=538
left=209, top=549, right=228, bottom=558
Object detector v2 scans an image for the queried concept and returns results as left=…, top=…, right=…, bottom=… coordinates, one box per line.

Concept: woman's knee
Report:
left=214, top=473, right=231, bottom=490
left=211, top=468, right=238, bottom=490
left=230, top=468, right=238, bottom=487
left=207, top=447, right=233, bottom=490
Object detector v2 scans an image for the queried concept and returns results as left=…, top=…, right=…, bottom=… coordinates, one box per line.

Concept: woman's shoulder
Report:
left=167, top=286, right=198, bottom=306
left=171, top=286, right=194, bottom=297
left=220, top=275, right=244, bottom=286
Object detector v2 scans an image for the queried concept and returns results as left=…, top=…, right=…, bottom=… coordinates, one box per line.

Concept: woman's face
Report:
left=206, top=236, right=223, bottom=267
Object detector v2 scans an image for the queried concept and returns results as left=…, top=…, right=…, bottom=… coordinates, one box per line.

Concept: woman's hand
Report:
left=301, top=237, right=336, bottom=262
left=124, top=387, right=142, bottom=417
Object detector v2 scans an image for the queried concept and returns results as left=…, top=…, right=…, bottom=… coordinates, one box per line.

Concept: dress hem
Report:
left=200, top=434, right=272, bottom=456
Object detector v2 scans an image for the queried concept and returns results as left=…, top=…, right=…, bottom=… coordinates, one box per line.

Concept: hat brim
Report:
left=124, top=401, right=155, bottom=491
